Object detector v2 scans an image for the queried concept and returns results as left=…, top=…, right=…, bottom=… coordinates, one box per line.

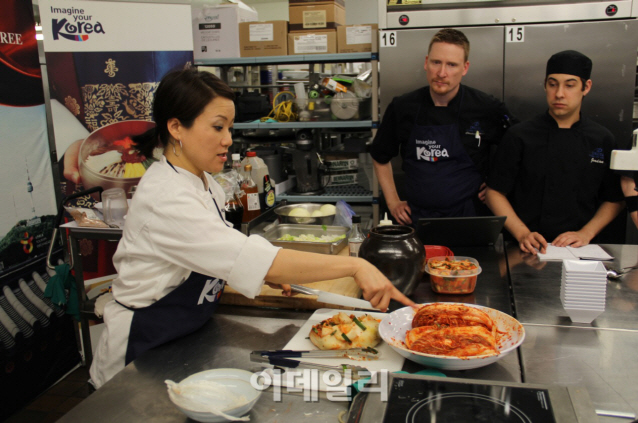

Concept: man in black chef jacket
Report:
left=486, top=50, right=624, bottom=254
left=370, top=28, right=515, bottom=225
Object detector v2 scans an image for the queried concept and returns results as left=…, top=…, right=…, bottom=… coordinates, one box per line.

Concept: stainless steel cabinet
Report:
left=503, top=19, right=638, bottom=148
left=379, top=26, right=505, bottom=115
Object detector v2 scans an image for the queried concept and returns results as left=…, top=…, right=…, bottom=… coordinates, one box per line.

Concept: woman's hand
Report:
left=265, top=282, right=293, bottom=297
left=353, top=259, right=415, bottom=312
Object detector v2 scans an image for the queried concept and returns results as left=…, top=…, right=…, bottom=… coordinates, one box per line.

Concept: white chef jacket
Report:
left=90, top=156, right=280, bottom=388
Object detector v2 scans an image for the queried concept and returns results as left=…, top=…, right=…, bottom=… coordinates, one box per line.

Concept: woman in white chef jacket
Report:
left=89, top=68, right=414, bottom=389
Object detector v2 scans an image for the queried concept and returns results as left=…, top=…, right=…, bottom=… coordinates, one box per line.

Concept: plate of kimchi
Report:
left=379, top=303, right=525, bottom=370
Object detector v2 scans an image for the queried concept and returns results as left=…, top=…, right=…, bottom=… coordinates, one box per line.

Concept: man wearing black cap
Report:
left=485, top=50, right=624, bottom=254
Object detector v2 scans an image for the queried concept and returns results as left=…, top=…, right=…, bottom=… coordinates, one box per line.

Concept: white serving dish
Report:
left=378, top=303, right=525, bottom=371
left=563, top=307, right=605, bottom=324
left=168, top=368, right=261, bottom=422
left=562, top=260, right=607, bottom=274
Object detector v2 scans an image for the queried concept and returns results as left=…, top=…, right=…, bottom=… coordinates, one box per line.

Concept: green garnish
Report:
left=353, top=316, right=367, bottom=331
left=341, top=333, right=352, bottom=343
left=330, top=330, right=337, bottom=336
left=312, top=327, right=319, bottom=334
left=363, top=346, right=378, bottom=354
left=322, top=224, right=327, bottom=231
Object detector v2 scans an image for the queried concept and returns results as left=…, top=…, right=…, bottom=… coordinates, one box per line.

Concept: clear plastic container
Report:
left=240, top=151, right=269, bottom=194
left=424, top=256, right=482, bottom=294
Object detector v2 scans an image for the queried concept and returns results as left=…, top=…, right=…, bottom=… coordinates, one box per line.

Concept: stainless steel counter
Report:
left=509, top=244, right=638, bottom=421
left=58, top=243, right=638, bottom=422
left=508, top=244, right=638, bottom=329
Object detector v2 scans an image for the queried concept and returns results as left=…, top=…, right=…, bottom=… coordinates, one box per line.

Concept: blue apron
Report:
left=119, top=161, right=230, bottom=365
left=402, top=89, right=482, bottom=221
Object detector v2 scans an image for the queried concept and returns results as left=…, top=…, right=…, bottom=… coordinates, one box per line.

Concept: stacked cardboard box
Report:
left=288, top=0, right=345, bottom=55
left=337, top=24, right=378, bottom=53
left=192, top=1, right=258, bottom=60
left=239, top=20, right=288, bottom=57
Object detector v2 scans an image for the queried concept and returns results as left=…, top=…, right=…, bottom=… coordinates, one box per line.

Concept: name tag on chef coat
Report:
left=197, top=278, right=225, bottom=305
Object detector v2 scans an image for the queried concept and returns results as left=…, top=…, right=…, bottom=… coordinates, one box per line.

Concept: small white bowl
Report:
left=379, top=303, right=525, bottom=371
left=168, top=368, right=261, bottom=422
left=563, top=307, right=604, bottom=324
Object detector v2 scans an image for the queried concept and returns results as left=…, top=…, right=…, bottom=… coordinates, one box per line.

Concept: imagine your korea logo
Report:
left=416, top=139, right=449, bottom=162
left=50, top=6, right=105, bottom=41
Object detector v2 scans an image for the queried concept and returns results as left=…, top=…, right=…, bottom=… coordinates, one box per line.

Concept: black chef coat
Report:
left=488, top=112, right=624, bottom=242
left=371, top=84, right=514, bottom=181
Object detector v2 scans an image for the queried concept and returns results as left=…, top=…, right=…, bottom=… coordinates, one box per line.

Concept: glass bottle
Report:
left=240, top=164, right=261, bottom=223
left=223, top=191, right=244, bottom=231
left=348, top=215, right=365, bottom=257
left=231, top=153, right=242, bottom=188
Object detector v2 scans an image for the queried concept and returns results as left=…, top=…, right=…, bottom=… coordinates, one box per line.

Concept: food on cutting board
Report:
left=309, top=312, right=381, bottom=350
left=277, top=233, right=346, bottom=242
left=406, top=303, right=499, bottom=357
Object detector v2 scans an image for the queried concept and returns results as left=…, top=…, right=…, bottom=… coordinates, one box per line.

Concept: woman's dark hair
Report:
left=133, top=67, right=236, bottom=157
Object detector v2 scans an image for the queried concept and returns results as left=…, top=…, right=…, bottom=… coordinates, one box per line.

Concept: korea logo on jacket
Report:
left=198, top=278, right=225, bottom=305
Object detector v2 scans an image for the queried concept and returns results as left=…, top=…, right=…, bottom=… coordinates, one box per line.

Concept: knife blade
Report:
left=289, top=284, right=379, bottom=311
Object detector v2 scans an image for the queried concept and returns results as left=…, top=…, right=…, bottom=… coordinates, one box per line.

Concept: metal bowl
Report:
left=274, top=203, right=335, bottom=225
left=78, top=120, right=156, bottom=198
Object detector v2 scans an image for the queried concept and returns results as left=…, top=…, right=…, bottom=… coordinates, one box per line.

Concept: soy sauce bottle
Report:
left=223, top=191, right=244, bottom=230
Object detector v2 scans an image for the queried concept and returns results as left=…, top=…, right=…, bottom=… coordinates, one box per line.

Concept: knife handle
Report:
left=258, top=350, right=304, bottom=358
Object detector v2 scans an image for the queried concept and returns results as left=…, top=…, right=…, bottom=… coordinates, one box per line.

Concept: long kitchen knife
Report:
left=289, top=284, right=379, bottom=311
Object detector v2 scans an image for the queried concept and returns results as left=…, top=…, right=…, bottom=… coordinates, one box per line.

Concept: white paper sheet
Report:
left=537, top=244, right=613, bottom=261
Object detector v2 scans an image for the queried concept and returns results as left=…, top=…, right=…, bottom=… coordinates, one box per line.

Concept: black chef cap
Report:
left=546, top=50, right=592, bottom=80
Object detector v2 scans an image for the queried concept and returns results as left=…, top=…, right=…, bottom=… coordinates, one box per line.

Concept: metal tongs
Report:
left=250, top=348, right=379, bottom=379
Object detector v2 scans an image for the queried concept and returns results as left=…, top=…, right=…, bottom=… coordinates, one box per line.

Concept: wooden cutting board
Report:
left=220, top=248, right=363, bottom=310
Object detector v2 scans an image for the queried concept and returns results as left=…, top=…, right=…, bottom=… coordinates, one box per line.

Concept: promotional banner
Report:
left=1, top=2, right=82, bottom=421
left=39, top=0, right=193, bottom=278
left=0, top=0, right=57, bottom=272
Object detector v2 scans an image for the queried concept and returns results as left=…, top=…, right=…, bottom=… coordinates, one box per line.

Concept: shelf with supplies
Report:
left=233, top=121, right=377, bottom=130
left=199, top=50, right=381, bottom=221
left=277, top=184, right=373, bottom=204
left=195, top=52, right=378, bottom=66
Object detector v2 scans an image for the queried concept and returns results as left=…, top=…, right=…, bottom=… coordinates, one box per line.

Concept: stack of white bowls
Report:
left=561, top=260, right=607, bottom=324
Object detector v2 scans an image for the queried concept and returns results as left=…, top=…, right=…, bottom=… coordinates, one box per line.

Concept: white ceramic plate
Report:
left=564, top=307, right=605, bottom=324
left=562, top=260, right=607, bottom=274
left=379, top=303, right=525, bottom=371
left=168, top=368, right=261, bottom=423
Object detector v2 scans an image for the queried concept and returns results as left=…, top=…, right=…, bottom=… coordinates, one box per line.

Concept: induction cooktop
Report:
left=346, top=374, right=598, bottom=423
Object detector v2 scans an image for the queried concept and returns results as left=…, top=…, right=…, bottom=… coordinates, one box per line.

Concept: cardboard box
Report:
left=289, top=0, right=345, bottom=7
left=192, top=1, right=258, bottom=60
left=288, top=3, right=345, bottom=31
left=288, top=30, right=337, bottom=55
left=239, top=20, right=288, bottom=57
left=337, top=24, right=378, bottom=53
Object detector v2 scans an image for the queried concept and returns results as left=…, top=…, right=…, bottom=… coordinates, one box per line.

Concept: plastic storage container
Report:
left=424, top=256, right=482, bottom=294
left=241, top=151, right=269, bottom=194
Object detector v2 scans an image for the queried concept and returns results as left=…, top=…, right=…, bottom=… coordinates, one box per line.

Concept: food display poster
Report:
left=39, top=0, right=193, bottom=278
left=0, top=0, right=57, bottom=273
